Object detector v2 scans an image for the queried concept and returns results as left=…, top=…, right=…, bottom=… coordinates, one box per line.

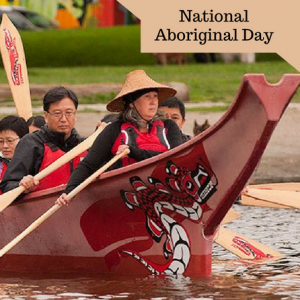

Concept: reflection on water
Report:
left=0, top=205, right=299, bottom=299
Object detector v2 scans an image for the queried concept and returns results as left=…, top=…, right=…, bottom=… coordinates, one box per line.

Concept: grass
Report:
left=18, top=26, right=154, bottom=67
left=187, top=105, right=230, bottom=112
left=14, top=26, right=284, bottom=68
left=78, top=92, right=116, bottom=104
left=0, top=61, right=299, bottom=104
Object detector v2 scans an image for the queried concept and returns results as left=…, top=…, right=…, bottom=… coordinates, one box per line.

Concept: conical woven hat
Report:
left=107, top=70, right=176, bottom=112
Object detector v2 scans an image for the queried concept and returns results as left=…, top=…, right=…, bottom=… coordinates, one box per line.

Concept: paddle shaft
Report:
left=0, top=149, right=130, bottom=258
left=0, top=123, right=106, bottom=212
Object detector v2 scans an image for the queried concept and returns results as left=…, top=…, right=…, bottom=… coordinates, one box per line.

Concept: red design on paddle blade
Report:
left=3, top=28, right=23, bottom=86
left=232, top=236, right=273, bottom=259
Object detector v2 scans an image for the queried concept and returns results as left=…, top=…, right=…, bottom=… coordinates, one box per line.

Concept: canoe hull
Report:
left=0, top=172, right=213, bottom=276
left=1, top=74, right=299, bottom=276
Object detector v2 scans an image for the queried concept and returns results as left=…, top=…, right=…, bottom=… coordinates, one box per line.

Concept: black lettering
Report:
left=179, top=10, right=192, bottom=22
left=215, top=13, right=223, bottom=22
left=242, top=29, right=253, bottom=41
left=224, top=13, right=233, bottom=22
left=167, top=29, right=176, bottom=41
left=155, top=29, right=167, bottom=41
left=193, top=13, right=201, bottom=22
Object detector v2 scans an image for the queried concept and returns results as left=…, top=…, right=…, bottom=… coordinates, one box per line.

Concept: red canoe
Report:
left=0, top=74, right=299, bottom=277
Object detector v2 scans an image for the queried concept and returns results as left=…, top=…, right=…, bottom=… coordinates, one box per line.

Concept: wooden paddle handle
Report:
left=0, top=149, right=130, bottom=258
left=67, top=148, right=130, bottom=200
left=0, top=123, right=106, bottom=213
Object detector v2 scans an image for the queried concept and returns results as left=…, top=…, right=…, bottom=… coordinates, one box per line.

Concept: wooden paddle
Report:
left=214, top=226, right=283, bottom=259
left=221, top=208, right=241, bottom=224
left=215, top=207, right=282, bottom=259
left=0, top=14, right=32, bottom=120
left=240, top=194, right=288, bottom=209
left=245, top=188, right=300, bottom=209
left=0, top=148, right=130, bottom=258
left=251, top=182, right=300, bottom=191
left=240, top=182, right=300, bottom=208
left=0, top=123, right=106, bottom=212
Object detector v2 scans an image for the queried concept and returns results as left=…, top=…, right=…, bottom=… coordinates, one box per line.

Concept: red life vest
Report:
left=0, top=159, right=9, bottom=195
left=0, top=159, right=8, bottom=182
left=36, top=143, right=87, bottom=191
left=111, top=121, right=169, bottom=167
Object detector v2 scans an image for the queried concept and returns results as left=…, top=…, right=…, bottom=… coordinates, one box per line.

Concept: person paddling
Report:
left=56, top=69, right=183, bottom=206
left=0, top=87, right=88, bottom=195
left=159, top=96, right=191, bottom=142
left=26, top=115, right=46, bottom=133
left=0, top=116, right=29, bottom=185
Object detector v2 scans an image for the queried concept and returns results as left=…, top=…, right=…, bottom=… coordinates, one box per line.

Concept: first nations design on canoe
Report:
left=117, top=160, right=217, bottom=274
left=0, top=74, right=300, bottom=277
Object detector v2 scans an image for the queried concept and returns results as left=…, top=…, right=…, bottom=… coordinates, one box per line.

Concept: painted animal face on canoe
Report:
left=119, top=159, right=218, bottom=275
left=165, top=160, right=217, bottom=203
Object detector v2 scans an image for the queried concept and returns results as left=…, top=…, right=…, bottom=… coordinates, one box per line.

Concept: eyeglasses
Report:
left=47, top=111, right=76, bottom=119
left=0, top=137, right=20, bottom=146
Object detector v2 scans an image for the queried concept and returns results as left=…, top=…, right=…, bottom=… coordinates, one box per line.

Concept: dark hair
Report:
left=43, top=86, right=79, bottom=112
left=159, top=96, right=186, bottom=119
left=101, top=113, right=119, bottom=123
left=123, top=88, right=159, bottom=108
left=0, top=115, right=29, bottom=138
left=26, top=116, right=46, bottom=129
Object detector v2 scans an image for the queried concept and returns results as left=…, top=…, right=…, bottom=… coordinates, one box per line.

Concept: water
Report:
left=0, top=204, right=299, bottom=299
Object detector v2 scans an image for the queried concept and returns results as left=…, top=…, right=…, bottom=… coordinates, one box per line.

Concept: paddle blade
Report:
left=0, top=14, right=32, bottom=120
left=0, top=186, right=25, bottom=212
left=215, top=227, right=283, bottom=259
left=221, top=208, right=241, bottom=224
left=240, top=194, right=289, bottom=209
left=251, top=182, right=300, bottom=191
left=246, top=188, right=300, bottom=209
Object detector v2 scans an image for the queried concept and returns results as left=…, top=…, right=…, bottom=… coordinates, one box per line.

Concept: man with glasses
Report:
left=0, top=86, right=87, bottom=195
left=0, top=116, right=29, bottom=187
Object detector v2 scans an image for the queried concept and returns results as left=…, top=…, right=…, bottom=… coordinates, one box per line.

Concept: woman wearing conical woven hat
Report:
left=56, top=70, right=183, bottom=206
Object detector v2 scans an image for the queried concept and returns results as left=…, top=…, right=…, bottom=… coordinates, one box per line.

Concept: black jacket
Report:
left=64, top=119, right=183, bottom=194
left=0, top=126, right=84, bottom=193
